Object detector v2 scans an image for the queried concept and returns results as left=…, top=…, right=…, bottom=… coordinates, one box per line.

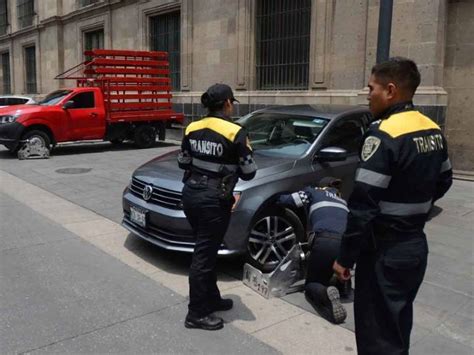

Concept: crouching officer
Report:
left=277, top=177, right=349, bottom=324
left=333, top=57, right=453, bottom=354
left=178, top=83, right=257, bottom=330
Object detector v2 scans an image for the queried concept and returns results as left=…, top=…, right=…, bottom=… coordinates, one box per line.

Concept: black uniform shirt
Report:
left=338, top=102, right=453, bottom=268
left=278, top=186, right=348, bottom=235
left=178, top=115, right=257, bottom=180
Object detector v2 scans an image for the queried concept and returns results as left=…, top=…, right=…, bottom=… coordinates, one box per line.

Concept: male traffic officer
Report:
left=277, top=177, right=349, bottom=324
left=178, top=83, right=257, bottom=331
left=333, top=57, right=452, bottom=354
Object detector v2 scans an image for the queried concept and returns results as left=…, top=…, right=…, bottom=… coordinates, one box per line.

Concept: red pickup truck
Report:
left=0, top=49, right=183, bottom=158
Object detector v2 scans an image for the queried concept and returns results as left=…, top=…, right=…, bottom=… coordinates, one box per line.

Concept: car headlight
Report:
left=0, top=114, right=20, bottom=124
left=232, top=191, right=242, bottom=211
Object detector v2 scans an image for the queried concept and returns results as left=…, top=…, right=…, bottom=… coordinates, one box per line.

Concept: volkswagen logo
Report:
left=142, top=185, right=153, bottom=201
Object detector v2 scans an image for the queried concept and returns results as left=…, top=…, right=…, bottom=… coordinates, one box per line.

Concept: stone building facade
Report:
left=0, top=0, right=472, bottom=171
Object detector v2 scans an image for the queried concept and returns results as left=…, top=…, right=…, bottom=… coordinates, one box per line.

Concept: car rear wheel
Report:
left=246, top=207, right=304, bottom=273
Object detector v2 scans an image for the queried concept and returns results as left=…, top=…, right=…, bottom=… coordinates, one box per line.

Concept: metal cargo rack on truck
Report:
left=56, top=49, right=184, bottom=147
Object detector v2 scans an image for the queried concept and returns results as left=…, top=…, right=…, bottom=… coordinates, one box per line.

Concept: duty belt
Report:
left=192, top=158, right=238, bottom=173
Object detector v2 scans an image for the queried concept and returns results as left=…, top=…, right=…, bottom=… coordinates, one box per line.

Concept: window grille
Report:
left=2, top=52, right=10, bottom=94
left=24, top=46, right=36, bottom=93
left=256, top=0, right=311, bottom=90
left=150, top=11, right=181, bottom=91
left=0, top=0, right=7, bottom=35
left=17, top=0, right=34, bottom=29
left=79, top=0, right=99, bottom=7
left=84, top=29, right=104, bottom=52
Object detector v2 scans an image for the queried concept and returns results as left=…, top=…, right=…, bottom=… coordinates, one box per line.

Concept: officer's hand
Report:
left=333, top=260, right=351, bottom=281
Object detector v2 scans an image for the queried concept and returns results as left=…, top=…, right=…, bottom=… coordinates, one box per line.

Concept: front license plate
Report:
left=243, top=263, right=270, bottom=298
left=130, top=206, right=146, bottom=228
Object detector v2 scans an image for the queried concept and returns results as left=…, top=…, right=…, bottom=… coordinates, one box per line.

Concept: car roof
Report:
left=254, top=104, right=370, bottom=120
left=0, top=95, right=34, bottom=100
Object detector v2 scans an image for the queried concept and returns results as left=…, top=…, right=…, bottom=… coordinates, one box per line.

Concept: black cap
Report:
left=201, top=83, right=239, bottom=108
left=318, top=176, right=342, bottom=189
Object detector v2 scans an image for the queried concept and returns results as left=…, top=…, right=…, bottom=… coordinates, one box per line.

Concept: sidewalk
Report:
left=0, top=142, right=472, bottom=354
left=0, top=170, right=356, bottom=354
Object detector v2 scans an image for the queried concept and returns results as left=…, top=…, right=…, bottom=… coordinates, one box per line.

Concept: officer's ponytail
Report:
left=201, top=92, right=225, bottom=112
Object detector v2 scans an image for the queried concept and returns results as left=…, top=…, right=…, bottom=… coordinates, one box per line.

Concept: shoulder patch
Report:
left=361, top=136, right=381, bottom=161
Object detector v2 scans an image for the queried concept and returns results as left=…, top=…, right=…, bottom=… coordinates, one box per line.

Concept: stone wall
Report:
left=444, top=0, right=474, bottom=172
left=0, top=0, right=472, bottom=170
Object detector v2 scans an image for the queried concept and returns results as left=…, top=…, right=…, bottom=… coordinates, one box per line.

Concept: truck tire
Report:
left=17, top=130, right=51, bottom=159
left=109, top=138, right=124, bottom=145
left=134, top=125, right=156, bottom=148
left=157, top=122, right=166, bottom=141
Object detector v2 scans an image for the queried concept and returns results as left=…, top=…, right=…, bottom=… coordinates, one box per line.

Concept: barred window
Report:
left=79, top=0, right=99, bottom=7
left=256, top=0, right=311, bottom=90
left=0, top=0, right=7, bottom=35
left=17, top=0, right=34, bottom=29
left=84, top=28, right=104, bottom=53
left=2, top=52, right=10, bottom=94
left=24, top=46, right=36, bottom=93
left=150, top=11, right=181, bottom=91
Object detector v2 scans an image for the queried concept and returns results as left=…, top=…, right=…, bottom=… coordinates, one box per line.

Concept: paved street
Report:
left=0, top=135, right=473, bottom=354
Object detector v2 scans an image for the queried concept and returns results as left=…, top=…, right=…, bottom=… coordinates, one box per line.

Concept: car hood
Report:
left=132, top=149, right=296, bottom=191
left=0, top=104, right=50, bottom=116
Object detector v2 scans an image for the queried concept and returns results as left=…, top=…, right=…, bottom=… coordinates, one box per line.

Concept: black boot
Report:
left=211, top=298, right=233, bottom=312
left=184, top=314, right=224, bottom=330
left=305, top=283, right=347, bottom=324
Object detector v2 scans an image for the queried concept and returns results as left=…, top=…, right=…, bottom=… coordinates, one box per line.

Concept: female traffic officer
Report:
left=177, top=83, right=257, bottom=330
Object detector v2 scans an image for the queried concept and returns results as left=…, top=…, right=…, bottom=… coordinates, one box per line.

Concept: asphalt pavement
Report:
left=0, top=134, right=472, bottom=354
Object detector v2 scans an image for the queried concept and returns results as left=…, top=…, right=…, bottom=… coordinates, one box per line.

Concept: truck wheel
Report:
left=246, top=206, right=305, bottom=273
left=18, top=130, right=51, bottom=159
left=110, top=138, right=124, bottom=145
left=134, top=125, right=156, bottom=148
left=157, top=123, right=166, bottom=141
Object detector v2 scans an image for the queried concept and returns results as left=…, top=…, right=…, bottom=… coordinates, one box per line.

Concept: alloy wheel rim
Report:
left=248, top=215, right=297, bottom=268
left=29, top=136, right=46, bottom=148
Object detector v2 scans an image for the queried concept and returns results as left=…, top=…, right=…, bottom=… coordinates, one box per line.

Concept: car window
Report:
left=0, top=98, right=7, bottom=105
left=321, top=117, right=365, bottom=154
left=69, top=92, right=95, bottom=109
left=7, top=98, right=28, bottom=105
left=240, top=112, right=329, bottom=158
left=39, top=90, right=72, bottom=106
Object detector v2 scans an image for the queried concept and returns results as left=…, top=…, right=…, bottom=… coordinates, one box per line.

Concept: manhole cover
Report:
left=55, top=167, right=92, bottom=174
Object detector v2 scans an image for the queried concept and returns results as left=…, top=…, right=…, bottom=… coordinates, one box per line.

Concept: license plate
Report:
left=243, top=263, right=270, bottom=298
left=130, top=206, right=146, bottom=227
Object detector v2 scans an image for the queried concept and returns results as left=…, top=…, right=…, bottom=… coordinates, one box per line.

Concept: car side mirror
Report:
left=63, top=100, right=74, bottom=109
left=316, top=146, right=348, bottom=162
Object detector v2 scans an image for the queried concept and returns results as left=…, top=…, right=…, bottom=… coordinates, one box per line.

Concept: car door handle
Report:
left=89, top=112, right=98, bottom=118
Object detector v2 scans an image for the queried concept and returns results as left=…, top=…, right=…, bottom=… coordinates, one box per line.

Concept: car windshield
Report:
left=38, top=90, right=72, bottom=106
left=238, top=112, right=329, bottom=158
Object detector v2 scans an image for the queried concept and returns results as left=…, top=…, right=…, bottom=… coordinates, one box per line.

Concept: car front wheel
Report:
left=246, top=207, right=305, bottom=273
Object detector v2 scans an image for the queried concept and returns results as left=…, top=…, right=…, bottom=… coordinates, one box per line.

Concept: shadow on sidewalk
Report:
left=216, top=295, right=257, bottom=323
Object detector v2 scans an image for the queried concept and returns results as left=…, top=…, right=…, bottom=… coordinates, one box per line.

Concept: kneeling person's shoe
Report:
left=211, top=298, right=233, bottom=312
left=324, top=286, right=347, bottom=324
left=184, top=314, right=224, bottom=330
left=306, top=285, right=346, bottom=324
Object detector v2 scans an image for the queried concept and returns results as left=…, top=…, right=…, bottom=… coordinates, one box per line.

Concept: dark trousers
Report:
left=182, top=176, right=233, bottom=317
left=354, top=236, right=428, bottom=355
left=306, top=231, right=342, bottom=286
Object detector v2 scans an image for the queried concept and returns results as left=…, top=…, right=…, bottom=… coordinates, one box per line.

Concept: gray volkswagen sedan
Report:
left=122, top=105, right=371, bottom=271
